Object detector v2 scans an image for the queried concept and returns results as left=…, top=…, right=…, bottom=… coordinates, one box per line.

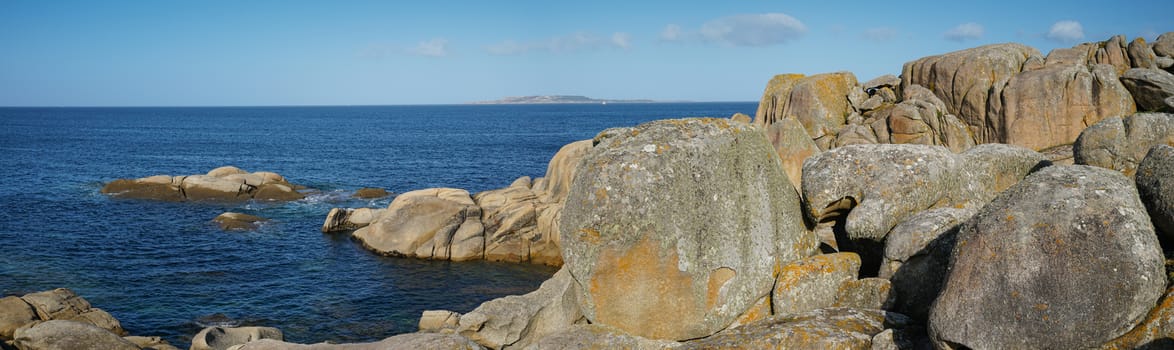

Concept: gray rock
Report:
left=763, top=118, right=822, bottom=192
left=679, top=308, right=911, bottom=350
left=123, top=336, right=179, bottom=350
left=1130, top=37, right=1158, bottom=69
left=1159, top=56, right=1174, bottom=70
left=560, top=118, right=815, bottom=341
left=1137, top=145, right=1174, bottom=241
left=522, top=325, right=680, bottom=350
left=18, top=289, right=124, bottom=336
left=12, top=320, right=138, bottom=350
left=833, top=278, right=894, bottom=310
left=1122, top=68, right=1174, bottom=113
left=1154, top=32, right=1174, bottom=58
left=881, top=208, right=971, bottom=322
left=320, top=208, right=385, bottom=233
left=212, top=212, right=267, bottom=231
left=457, top=268, right=582, bottom=350
left=955, top=143, right=1053, bottom=205
left=1074, top=112, right=1174, bottom=177
left=1099, top=287, right=1174, bottom=349
left=234, top=333, right=485, bottom=350
left=929, top=165, right=1166, bottom=349
left=191, top=326, right=283, bottom=350
left=0, top=296, right=36, bottom=339
left=863, top=74, right=901, bottom=91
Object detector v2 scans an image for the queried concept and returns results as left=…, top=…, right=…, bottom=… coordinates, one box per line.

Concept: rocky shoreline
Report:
left=6, top=32, right=1174, bottom=349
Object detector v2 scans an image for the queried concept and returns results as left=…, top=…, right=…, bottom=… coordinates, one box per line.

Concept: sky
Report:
left=1, top=1, right=1171, bottom=106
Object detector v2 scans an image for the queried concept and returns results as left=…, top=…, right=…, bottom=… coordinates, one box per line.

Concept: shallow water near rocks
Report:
left=0, top=103, right=755, bottom=346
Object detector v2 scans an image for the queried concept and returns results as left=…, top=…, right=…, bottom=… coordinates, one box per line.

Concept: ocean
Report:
left=0, top=102, right=757, bottom=346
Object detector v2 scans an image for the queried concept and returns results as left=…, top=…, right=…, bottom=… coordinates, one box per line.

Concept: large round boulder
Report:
left=929, top=165, right=1166, bottom=349
left=559, top=118, right=815, bottom=341
left=353, top=188, right=485, bottom=261
left=1137, top=144, right=1174, bottom=241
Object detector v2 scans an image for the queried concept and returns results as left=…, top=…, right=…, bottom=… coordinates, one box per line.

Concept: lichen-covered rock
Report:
left=783, top=72, right=859, bottom=149
left=679, top=308, right=911, bottom=350
left=1101, top=287, right=1174, bottom=350
left=191, top=326, right=283, bottom=350
left=876, top=88, right=974, bottom=153
left=772, top=253, right=861, bottom=316
left=901, top=43, right=1040, bottom=144
left=235, top=333, right=484, bottom=350
left=353, top=188, right=485, bottom=261
left=730, top=113, right=751, bottom=124
left=1121, top=68, right=1174, bottom=113
left=457, top=268, right=582, bottom=350
left=560, top=118, right=815, bottom=340
left=802, top=144, right=957, bottom=241
left=523, top=325, right=680, bottom=350
left=534, top=140, right=592, bottom=204
left=999, top=63, right=1136, bottom=151
left=475, top=185, right=539, bottom=263
left=12, top=320, right=139, bottom=350
left=879, top=207, right=971, bottom=322
left=1155, top=32, right=1174, bottom=58
left=320, top=208, right=385, bottom=233
left=833, top=278, right=894, bottom=310
left=1129, top=38, right=1158, bottom=69
left=929, top=165, right=1166, bottom=349
left=212, top=212, right=267, bottom=231
left=0, top=296, right=36, bottom=339
left=1074, top=113, right=1174, bottom=177
left=1137, top=145, right=1174, bottom=241
left=954, top=143, right=1053, bottom=205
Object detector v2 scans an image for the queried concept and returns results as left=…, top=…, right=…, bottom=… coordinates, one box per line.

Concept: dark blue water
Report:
left=0, top=103, right=756, bottom=346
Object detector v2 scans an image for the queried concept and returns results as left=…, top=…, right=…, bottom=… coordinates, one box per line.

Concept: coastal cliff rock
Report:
left=559, top=118, right=815, bottom=341
left=929, top=165, right=1165, bottom=349
left=352, top=188, right=486, bottom=261
left=191, top=326, right=283, bottom=350
left=1137, top=145, right=1174, bottom=241
left=1074, top=112, right=1174, bottom=177
left=1000, top=63, right=1135, bottom=151
left=101, top=166, right=304, bottom=202
left=1, top=289, right=175, bottom=350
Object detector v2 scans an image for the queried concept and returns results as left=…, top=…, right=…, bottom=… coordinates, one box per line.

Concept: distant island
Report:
left=468, top=95, right=662, bottom=105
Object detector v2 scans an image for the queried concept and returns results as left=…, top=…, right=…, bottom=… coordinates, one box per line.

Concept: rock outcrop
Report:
left=559, top=118, right=815, bottom=341
left=101, top=166, right=304, bottom=202
left=455, top=268, right=582, bottom=349
left=234, top=333, right=485, bottom=350
left=1137, top=145, right=1174, bottom=241
left=999, top=63, right=1135, bottom=151
left=191, top=326, right=283, bottom=350
left=1, top=289, right=177, bottom=350
left=13, top=320, right=140, bottom=350
left=352, top=188, right=486, bottom=261
left=1074, top=112, right=1174, bottom=177
left=929, top=165, right=1166, bottom=349
left=678, top=308, right=911, bottom=350
left=1121, top=68, right=1174, bottom=113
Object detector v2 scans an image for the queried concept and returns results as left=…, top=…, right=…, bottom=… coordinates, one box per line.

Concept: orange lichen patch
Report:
left=729, top=295, right=771, bottom=328
left=1034, top=303, right=1049, bottom=311
left=775, top=254, right=861, bottom=290
left=594, top=188, right=609, bottom=201
left=1101, top=287, right=1174, bottom=349
left=589, top=236, right=704, bottom=340
left=707, top=267, right=736, bottom=310
left=577, top=228, right=602, bottom=244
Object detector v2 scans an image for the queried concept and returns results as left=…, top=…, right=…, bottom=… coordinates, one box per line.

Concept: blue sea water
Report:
left=0, top=102, right=757, bottom=346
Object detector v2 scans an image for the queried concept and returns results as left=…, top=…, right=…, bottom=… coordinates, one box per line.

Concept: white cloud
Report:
left=944, top=22, right=984, bottom=42
left=660, top=24, right=682, bottom=41
left=699, top=13, right=807, bottom=47
left=407, top=38, right=449, bottom=57
left=611, top=32, right=631, bottom=49
left=486, top=32, right=630, bottom=55
left=1047, top=20, right=1084, bottom=43
left=861, top=27, right=898, bottom=41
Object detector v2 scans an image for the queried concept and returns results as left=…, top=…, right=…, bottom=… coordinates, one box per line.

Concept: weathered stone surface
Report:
left=783, top=72, right=858, bottom=149
left=835, top=124, right=879, bottom=148
left=102, top=167, right=304, bottom=202
left=763, top=118, right=821, bottom=192
left=833, top=278, right=893, bottom=310
left=754, top=74, right=805, bottom=127
left=863, top=74, right=900, bottom=91
left=1121, top=68, right=1174, bottom=113
left=352, top=187, right=389, bottom=199
left=929, top=165, right=1166, bottom=349
left=320, top=208, right=385, bottom=233
left=772, top=253, right=861, bottom=316
left=876, top=86, right=975, bottom=153
left=353, top=188, right=484, bottom=261
left=123, top=336, right=179, bottom=350
left=802, top=144, right=957, bottom=241
left=880, top=207, right=971, bottom=322
left=419, top=310, right=461, bottom=333
left=523, top=325, right=680, bottom=350
left=730, top=113, right=751, bottom=124
left=457, top=268, right=582, bottom=350
left=1074, top=113, right=1174, bottom=177
left=560, top=118, right=815, bottom=340
left=191, top=326, right=283, bottom=350
left=535, top=140, right=592, bottom=204
left=679, top=308, right=910, bottom=350
left=1045, top=44, right=1095, bottom=67
left=99, top=179, right=184, bottom=201
left=475, top=184, right=539, bottom=264
left=1101, top=287, right=1174, bottom=350
left=1000, top=63, right=1136, bottom=151
left=212, top=212, right=267, bottom=231
left=1130, top=37, right=1158, bottom=69
left=1096, top=35, right=1134, bottom=75
left=1137, top=145, right=1174, bottom=241
left=19, top=289, right=90, bottom=324
left=901, top=43, right=1040, bottom=144
left=12, top=320, right=138, bottom=350
left=0, top=296, right=36, bottom=339
left=1156, top=32, right=1174, bottom=58
left=954, top=143, right=1052, bottom=206
left=235, top=333, right=484, bottom=350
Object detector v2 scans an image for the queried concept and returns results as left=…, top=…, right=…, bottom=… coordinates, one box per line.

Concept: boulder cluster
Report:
left=321, top=140, right=592, bottom=266
left=101, top=166, right=305, bottom=202
left=0, top=288, right=180, bottom=350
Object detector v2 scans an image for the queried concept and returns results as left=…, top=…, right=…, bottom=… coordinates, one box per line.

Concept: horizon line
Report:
left=0, top=100, right=759, bottom=109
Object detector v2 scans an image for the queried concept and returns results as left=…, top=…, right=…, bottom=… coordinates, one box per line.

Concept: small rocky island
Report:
left=468, top=95, right=657, bottom=104
left=15, top=31, right=1174, bottom=349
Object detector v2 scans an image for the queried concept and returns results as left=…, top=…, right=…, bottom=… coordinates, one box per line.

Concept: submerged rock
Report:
left=352, top=187, right=390, bottom=199
left=929, top=165, right=1165, bottom=349
left=212, top=212, right=267, bottom=231
left=560, top=118, right=815, bottom=341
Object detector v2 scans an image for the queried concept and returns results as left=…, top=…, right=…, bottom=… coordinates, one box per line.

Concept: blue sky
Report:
left=1, top=1, right=1171, bottom=106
